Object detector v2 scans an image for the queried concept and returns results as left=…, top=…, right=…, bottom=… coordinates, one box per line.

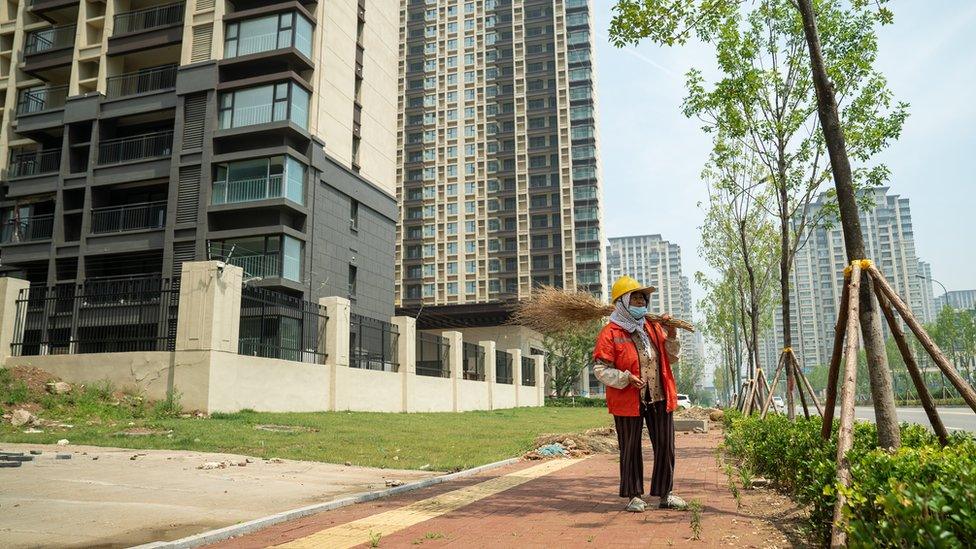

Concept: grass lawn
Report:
left=1, top=370, right=611, bottom=470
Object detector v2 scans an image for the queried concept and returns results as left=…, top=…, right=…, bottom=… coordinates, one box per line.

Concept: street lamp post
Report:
left=917, top=273, right=952, bottom=398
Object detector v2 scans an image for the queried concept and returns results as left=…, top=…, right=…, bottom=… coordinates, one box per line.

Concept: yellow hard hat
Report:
left=610, top=276, right=656, bottom=303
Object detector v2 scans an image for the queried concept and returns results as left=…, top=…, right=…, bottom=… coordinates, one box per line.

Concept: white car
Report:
left=772, top=396, right=785, bottom=412
left=676, top=393, right=692, bottom=410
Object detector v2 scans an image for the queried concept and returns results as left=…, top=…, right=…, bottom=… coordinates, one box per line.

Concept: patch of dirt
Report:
left=526, top=426, right=618, bottom=459
left=674, top=406, right=716, bottom=421
left=7, top=366, right=58, bottom=395
left=115, top=428, right=173, bottom=437
left=253, top=424, right=318, bottom=433
left=737, top=485, right=815, bottom=548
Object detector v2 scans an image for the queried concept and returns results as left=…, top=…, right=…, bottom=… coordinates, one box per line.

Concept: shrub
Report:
left=723, top=412, right=976, bottom=546
left=545, top=396, right=607, bottom=408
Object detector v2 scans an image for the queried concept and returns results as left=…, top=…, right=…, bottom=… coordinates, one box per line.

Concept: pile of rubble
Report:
left=524, top=426, right=618, bottom=460
left=675, top=406, right=725, bottom=422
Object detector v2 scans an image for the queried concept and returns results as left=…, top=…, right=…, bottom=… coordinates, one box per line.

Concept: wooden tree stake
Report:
left=821, top=278, right=851, bottom=439
left=794, top=356, right=824, bottom=416
left=867, top=265, right=976, bottom=414
left=760, top=355, right=786, bottom=418
left=872, top=283, right=950, bottom=446
left=831, top=262, right=863, bottom=547
left=792, top=352, right=811, bottom=419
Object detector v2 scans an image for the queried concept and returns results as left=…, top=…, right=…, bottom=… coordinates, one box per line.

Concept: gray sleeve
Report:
left=593, top=359, right=631, bottom=389
left=665, top=336, right=681, bottom=364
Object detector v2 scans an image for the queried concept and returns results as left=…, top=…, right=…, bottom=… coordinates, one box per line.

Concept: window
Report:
left=465, top=241, right=476, bottom=253
left=348, top=265, right=357, bottom=296
left=350, top=199, right=359, bottom=229
left=465, top=220, right=476, bottom=233
left=218, top=82, right=309, bottom=130
left=447, top=282, right=458, bottom=295
left=224, top=12, right=313, bottom=59
left=446, top=262, right=458, bottom=275
left=466, top=260, right=476, bottom=274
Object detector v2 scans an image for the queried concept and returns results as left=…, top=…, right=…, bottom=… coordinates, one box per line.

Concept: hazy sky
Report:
left=593, top=1, right=976, bottom=311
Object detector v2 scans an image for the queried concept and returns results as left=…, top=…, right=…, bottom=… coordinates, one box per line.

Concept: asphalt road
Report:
left=852, top=406, right=976, bottom=433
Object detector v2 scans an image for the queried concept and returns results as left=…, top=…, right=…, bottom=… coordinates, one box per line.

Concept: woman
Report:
left=593, top=275, right=687, bottom=512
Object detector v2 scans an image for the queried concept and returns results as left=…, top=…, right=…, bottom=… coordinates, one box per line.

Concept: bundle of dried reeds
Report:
left=509, top=286, right=695, bottom=334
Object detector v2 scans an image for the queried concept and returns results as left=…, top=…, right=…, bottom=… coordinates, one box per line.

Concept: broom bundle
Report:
left=509, top=286, right=695, bottom=335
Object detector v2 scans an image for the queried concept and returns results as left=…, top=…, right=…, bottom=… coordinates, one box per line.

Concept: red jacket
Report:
left=592, top=320, right=678, bottom=416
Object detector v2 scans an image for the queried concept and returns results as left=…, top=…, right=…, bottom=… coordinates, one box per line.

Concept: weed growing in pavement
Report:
left=412, top=532, right=444, bottom=545
left=368, top=531, right=381, bottom=547
left=688, top=500, right=703, bottom=540
left=666, top=537, right=674, bottom=546
left=586, top=535, right=594, bottom=543
left=724, top=464, right=741, bottom=509
left=738, top=464, right=753, bottom=488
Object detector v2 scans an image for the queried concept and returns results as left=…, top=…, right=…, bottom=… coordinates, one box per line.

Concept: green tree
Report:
left=609, top=0, right=905, bottom=450
left=544, top=321, right=602, bottom=397
left=675, top=354, right=706, bottom=403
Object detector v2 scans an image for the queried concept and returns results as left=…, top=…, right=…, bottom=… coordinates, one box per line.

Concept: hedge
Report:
left=722, top=412, right=976, bottom=547
left=545, top=396, right=607, bottom=408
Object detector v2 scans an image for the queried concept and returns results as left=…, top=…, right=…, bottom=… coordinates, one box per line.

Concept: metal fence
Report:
left=17, top=86, right=68, bottom=115
left=462, top=341, right=485, bottom=381
left=495, top=350, right=513, bottom=384
left=24, top=25, right=76, bottom=55
left=11, top=276, right=180, bottom=356
left=7, top=149, right=61, bottom=178
left=416, top=332, right=449, bottom=377
left=238, top=286, right=327, bottom=364
left=106, top=65, right=177, bottom=99
left=113, top=2, right=184, bottom=35
left=91, top=201, right=167, bottom=234
left=0, top=215, right=54, bottom=243
left=98, top=130, right=173, bottom=165
left=349, top=313, right=398, bottom=372
left=521, top=356, right=536, bottom=386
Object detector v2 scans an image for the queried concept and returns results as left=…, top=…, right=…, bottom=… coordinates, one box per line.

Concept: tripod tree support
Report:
left=831, top=261, right=863, bottom=547
left=792, top=351, right=811, bottom=419
left=867, top=264, right=976, bottom=414
left=873, top=284, right=949, bottom=446
left=793, top=354, right=823, bottom=417
left=760, top=353, right=786, bottom=419
left=821, top=278, right=851, bottom=439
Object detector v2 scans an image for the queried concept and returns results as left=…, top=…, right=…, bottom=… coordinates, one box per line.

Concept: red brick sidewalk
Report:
left=205, top=430, right=798, bottom=548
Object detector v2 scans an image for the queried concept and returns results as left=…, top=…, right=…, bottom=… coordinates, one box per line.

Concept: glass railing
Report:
left=106, top=65, right=177, bottom=99
left=24, top=25, right=76, bottom=55
left=97, top=130, right=173, bottom=165
left=227, top=253, right=281, bottom=279
left=0, top=215, right=54, bottom=243
left=17, top=86, right=69, bottom=115
left=212, top=175, right=284, bottom=204
left=113, top=2, right=184, bottom=35
left=90, top=201, right=167, bottom=234
left=8, top=149, right=61, bottom=178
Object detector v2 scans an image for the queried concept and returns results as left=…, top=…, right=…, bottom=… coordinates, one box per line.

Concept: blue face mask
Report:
left=627, top=305, right=648, bottom=320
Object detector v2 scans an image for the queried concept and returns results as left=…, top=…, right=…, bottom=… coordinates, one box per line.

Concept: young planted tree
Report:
left=543, top=321, right=603, bottom=397
left=696, top=270, right=745, bottom=396
left=610, top=0, right=904, bottom=449
left=679, top=0, right=907, bottom=418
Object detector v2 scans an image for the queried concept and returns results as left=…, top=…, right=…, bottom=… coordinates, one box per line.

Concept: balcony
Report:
left=113, top=2, right=184, bottom=35
left=90, top=201, right=167, bottom=234
left=0, top=215, right=54, bottom=244
left=25, top=25, right=76, bottom=55
left=106, top=65, right=177, bottom=100
left=212, top=175, right=286, bottom=205
left=212, top=156, right=305, bottom=206
left=17, top=86, right=69, bottom=115
left=212, top=235, right=303, bottom=282
left=7, top=149, right=61, bottom=179
left=97, top=130, right=173, bottom=165
left=218, top=82, right=310, bottom=132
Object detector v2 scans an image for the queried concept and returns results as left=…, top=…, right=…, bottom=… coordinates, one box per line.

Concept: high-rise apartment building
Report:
left=935, top=290, right=976, bottom=311
left=759, top=186, right=934, bottom=372
left=394, top=0, right=605, bottom=340
left=0, top=0, right=399, bottom=318
left=606, top=234, right=701, bottom=364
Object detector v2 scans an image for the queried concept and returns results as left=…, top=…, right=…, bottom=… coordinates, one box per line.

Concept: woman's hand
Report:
left=628, top=373, right=645, bottom=389
left=661, top=313, right=678, bottom=339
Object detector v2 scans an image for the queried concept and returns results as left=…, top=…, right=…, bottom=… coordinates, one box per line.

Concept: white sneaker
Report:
left=659, top=493, right=688, bottom=509
left=625, top=496, right=646, bottom=512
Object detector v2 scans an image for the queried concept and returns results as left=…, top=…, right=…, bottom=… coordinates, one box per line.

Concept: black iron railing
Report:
left=238, top=286, right=327, bottom=364
left=349, top=313, right=398, bottom=372
left=113, top=2, right=184, bottom=35
left=495, top=349, right=513, bottom=384
left=24, top=25, right=76, bottom=55
left=11, top=277, right=180, bottom=356
left=0, top=215, right=54, bottom=243
left=462, top=341, right=485, bottom=381
left=90, top=201, right=167, bottom=234
left=97, top=130, right=173, bottom=165
left=106, top=65, right=177, bottom=99
left=17, top=85, right=68, bottom=115
left=416, top=332, right=449, bottom=377
left=521, top=356, right=537, bottom=386
left=7, top=149, right=61, bottom=178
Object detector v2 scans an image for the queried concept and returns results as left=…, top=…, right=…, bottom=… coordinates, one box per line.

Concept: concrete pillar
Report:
left=0, top=277, right=29, bottom=364
left=392, top=316, right=416, bottom=413
left=509, top=348, right=522, bottom=407
left=175, top=261, right=242, bottom=352
left=580, top=363, right=592, bottom=397
left=480, top=340, right=496, bottom=410
left=535, top=355, right=545, bottom=407
left=443, top=330, right=463, bottom=412
left=320, top=296, right=350, bottom=412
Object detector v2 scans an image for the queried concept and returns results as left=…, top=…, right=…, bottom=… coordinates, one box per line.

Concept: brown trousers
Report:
left=613, top=400, right=675, bottom=498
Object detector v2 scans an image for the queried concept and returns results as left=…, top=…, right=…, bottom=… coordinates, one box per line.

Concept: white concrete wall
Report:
left=333, top=367, right=402, bottom=412
left=207, top=353, right=331, bottom=413
left=492, top=384, right=517, bottom=409
left=457, top=379, right=490, bottom=411
left=408, top=376, right=454, bottom=413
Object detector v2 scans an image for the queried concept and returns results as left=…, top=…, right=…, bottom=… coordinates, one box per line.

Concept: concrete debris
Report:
left=245, top=458, right=254, bottom=464
left=385, top=479, right=404, bottom=487
left=267, top=458, right=285, bottom=464
left=674, top=406, right=713, bottom=421
left=344, top=461, right=352, bottom=466
left=46, top=381, right=72, bottom=395
left=29, top=450, right=42, bottom=455
left=751, top=478, right=770, bottom=488
left=693, top=427, right=706, bottom=434
left=527, top=427, right=618, bottom=460
left=197, top=461, right=227, bottom=470
left=55, top=454, right=71, bottom=460
left=419, top=463, right=432, bottom=471
left=236, top=461, right=247, bottom=467
left=10, top=409, right=36, bottom=427
left=56, top=439, right=69, bottom=446
left=129, top=453, right=147, bottom=461
left=22, top=428, right=43, bottom=434
left=0, top=461, right=22, bottom=468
